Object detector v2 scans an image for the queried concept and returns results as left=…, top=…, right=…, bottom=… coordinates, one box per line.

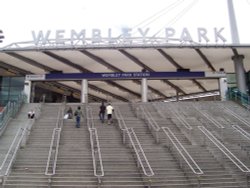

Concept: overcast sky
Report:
left=0, top=0, right=250, bottom=47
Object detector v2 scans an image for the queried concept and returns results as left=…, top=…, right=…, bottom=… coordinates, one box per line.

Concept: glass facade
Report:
left=0, top=76, right=25, bottom=106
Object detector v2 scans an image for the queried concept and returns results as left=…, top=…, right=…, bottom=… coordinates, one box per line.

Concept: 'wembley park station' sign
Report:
left=25, top=71, right=226, bottom=81
left=31, top=27, right=227, bottom=47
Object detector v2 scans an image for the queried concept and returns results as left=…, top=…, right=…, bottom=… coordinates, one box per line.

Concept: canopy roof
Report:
left=0, top=44, right=250, bottom=102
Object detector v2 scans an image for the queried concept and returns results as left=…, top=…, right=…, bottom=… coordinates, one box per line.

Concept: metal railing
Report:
left=227, top=89, right=250, bottom=109
left=199, top=126, right=250, bottom=187
left=0, top=103, right=41, bottom=185
left=232, top=125, right=250, bottom=140
left=86, top=105, right=104, bottom=186
left=127, top=128, right=154, bottom=177
left=45, top=106, right=63, bottom=186
left=138, top=105, right=160, bottom=143
left=162, top=127, right=203, bottom=187
left=89, top=128, right=104, bottom=185
left=0, top=116, right=37, bottom=184
left=224, top=107, right=250, bottom=128
left=114, top=106, right=129, bottom=144
left=167, top=103, right=193, bottom=130
left=0, top=128, right=25, bottom=175
left=2, top=128, right=26, bottom=179
left=86, top=106, right=94, bottom=129
left=0, top=93, right=26, bottom=136
left=45, top=128, right=61, bottom=176
left=192, top=104, right=225, bottom=129
left=114, top=107, right=154, bottom=187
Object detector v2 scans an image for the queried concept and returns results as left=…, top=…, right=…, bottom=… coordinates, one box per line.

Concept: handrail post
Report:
left=48, top=175, right=51, bottom=188
left=155, top=131, right=159, bottom=144
left=148, top=179, right=152, bottom=188
left=97, top=176, right=101, bottom=188
left=197, top=175, right=201, bottom=188
left=122, top=129, right=126, bottom=144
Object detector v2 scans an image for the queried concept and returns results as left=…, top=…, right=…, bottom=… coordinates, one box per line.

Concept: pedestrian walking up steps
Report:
left=2, top=101, right=250, bottom=187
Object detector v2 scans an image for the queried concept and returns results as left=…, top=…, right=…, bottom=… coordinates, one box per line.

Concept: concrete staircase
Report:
left=2, top=101, right=250, bottom=188
left=51, top=118, right=96, bottom=187
left=117, top=103, right=193, bottom=187
left=0, top=103, right=39, bottom=176
left=3, top=103, right=61, bottom=187
left=146, top=102, right=248, bottom=187
left=89, top=104, right=146, bottom=187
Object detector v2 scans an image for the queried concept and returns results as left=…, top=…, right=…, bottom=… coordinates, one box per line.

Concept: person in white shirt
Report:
left=106, top=103, right=114, bottom=125
left=28, top=109, right=35, bottom=119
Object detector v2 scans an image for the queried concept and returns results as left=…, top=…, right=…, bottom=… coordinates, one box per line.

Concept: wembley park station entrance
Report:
left=23, top=71, right=228, bottom=103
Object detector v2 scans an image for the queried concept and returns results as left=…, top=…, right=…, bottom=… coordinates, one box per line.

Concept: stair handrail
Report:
left=162, top=127, right=203, bottom=175
left=232, top=125, right=250, bottom=140
left=192, top=105, right=224, bottom=128
left=167, top=103, right=193, bottom=130
left=224, top=107, right=250, bottom=128
left=139, top=105, right=160, bottom=143
left=198, top=126, right=250, bottom=173
left=114, top=106, right=128, bottom=130
left=127, top=128, right=154, bottom=177
left=140, top=105, right=160, bottom=131
left=227, top=88, right=250, bottom=109
left=115, top=107, right=154, bottom=177
left=45, top=107, right=63, bottom=176
left=89, top=128, right=104, bottom=178
left=0, top=127, right=25, bottom=174
left=45, top=128, right=61, bottom=176
left=0, top=93, right=26, bottom=136
left=3, top=128, right=27, bottom=177
left=86, top=106, right=94, bottom=129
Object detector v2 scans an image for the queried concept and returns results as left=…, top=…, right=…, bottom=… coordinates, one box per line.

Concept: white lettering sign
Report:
left=31, top=27, right=227, bottom=46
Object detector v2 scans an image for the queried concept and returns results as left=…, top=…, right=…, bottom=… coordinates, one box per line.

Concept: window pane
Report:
left=0, top=77, right=10, bottom=87
left=10, top=77, right=25, bottom=87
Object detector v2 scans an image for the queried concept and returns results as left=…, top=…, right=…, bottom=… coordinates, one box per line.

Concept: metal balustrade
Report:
left=89, top=128, right=104, bottom=185
left=192, top=104, right=225, bottom=128
left=224, top=107, right=250, bottom=128
left=127, top=128, right=154, bottom=177
left=86, top=106, right=104, bottom=185
left=0, top=93, right=26, bottom=136
left=0, top=102, right=41, bottom=185
left=114, top=106, right=129, bottom=144
left=86, top=106, right=94, bottom=129
left=162, top=126, right=203, bottom=187
left=167, top=103, right=193, bottom=130
left=232, top=125, right=250, bottom=140
left=0, top=125, right=34, bottom=184
left=199, top=126, right=250, bottom=187
left=45, top=106, right=64, bottom=186
left=115, top=107, right=154, bottom=187
left=138, top=105, right=160, bottom=143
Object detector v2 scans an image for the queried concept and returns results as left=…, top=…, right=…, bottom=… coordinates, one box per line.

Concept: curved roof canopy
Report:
left=0, top=44, right=250, bottom=102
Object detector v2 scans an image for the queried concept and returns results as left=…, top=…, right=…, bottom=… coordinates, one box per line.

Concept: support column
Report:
left=176, top=91, right=179, bottom=102
left=141, top=78, right=148, bottom=102
left=23, top=80, right=31, bottom=103
left=232, top=55, right=247, bottom=94
left=81, top=79, right=88, bottom=103
left=31, top=82, right=36, bottom=103
left=219, top=77, right=228, bottom=101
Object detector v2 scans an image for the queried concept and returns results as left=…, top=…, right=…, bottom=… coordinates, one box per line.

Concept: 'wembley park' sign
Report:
left=31, top=27, right=227, bottom=47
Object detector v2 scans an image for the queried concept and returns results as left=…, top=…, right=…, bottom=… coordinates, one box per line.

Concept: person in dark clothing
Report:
left=74, top=106, right=83, bottom=128
left=66, top=107, right=73, bottom=119
left=99, top=102, right=106, bottom=123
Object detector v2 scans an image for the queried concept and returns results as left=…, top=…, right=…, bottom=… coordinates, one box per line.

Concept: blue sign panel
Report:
left=45, top=71, right=205, bottom=80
